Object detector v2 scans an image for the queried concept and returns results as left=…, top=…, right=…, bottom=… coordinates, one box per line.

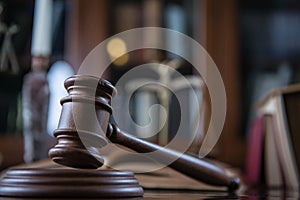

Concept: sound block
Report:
left=0, top=168, right=143, bottom=199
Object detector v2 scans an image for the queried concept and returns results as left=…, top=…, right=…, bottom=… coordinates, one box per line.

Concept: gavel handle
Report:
left=107, top=124, right=240, bottom=191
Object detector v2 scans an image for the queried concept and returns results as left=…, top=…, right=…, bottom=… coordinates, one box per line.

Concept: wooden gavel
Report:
left=48, top=75, right=240, bottom=191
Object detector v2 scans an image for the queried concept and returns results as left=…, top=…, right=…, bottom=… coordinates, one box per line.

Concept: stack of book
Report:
left=246, top=84, right=300, bottom=189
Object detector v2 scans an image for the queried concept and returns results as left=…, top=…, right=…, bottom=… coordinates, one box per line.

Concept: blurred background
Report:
left=0, top=0, right=300, bottom=172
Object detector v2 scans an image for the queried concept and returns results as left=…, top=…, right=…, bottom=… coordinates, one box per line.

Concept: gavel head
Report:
left=48, top=75, right=116, bottom=169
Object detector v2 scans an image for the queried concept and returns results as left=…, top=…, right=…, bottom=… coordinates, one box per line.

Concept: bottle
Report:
left=22, top=56, right=50, bottom=163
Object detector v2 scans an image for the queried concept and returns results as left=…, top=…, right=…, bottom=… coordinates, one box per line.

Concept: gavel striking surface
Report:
left=0, top=168, right=143, bottom=198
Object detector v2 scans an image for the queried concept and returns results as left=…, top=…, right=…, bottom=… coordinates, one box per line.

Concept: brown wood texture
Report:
left=196, top=0, right=245, bottom=167
left=49, top=75, right=116, bottom=168
left=0, top=135, right=24, bottom=170
left=64, top=0, right=109, bottom=77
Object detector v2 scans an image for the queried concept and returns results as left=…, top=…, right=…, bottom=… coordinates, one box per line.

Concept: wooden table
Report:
left=0, top=160, right=296, bottom=199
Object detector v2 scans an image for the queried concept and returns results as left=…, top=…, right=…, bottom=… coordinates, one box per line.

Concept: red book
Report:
left=246, top=115, right=265, bottom=185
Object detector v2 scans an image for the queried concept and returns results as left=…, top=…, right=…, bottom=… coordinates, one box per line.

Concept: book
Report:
left=247, top=84, right=300, bottom=189
left=264, top=114, right=282, bottom=188
left=245, top=115, right=265, bottom=185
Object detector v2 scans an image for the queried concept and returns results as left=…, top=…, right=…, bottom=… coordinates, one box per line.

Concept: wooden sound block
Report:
left=0, top=168, right=143, bottom=199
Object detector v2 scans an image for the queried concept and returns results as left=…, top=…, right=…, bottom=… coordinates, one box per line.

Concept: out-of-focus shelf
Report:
left=0, top=134, right=24, bottom=171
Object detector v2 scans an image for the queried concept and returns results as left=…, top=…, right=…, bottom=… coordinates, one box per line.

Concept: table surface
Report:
left=0, top=189, right=298, bottom=200
left=144, top=188, right=299, bottom=199
left=0, top=160, right=298, bottom=200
